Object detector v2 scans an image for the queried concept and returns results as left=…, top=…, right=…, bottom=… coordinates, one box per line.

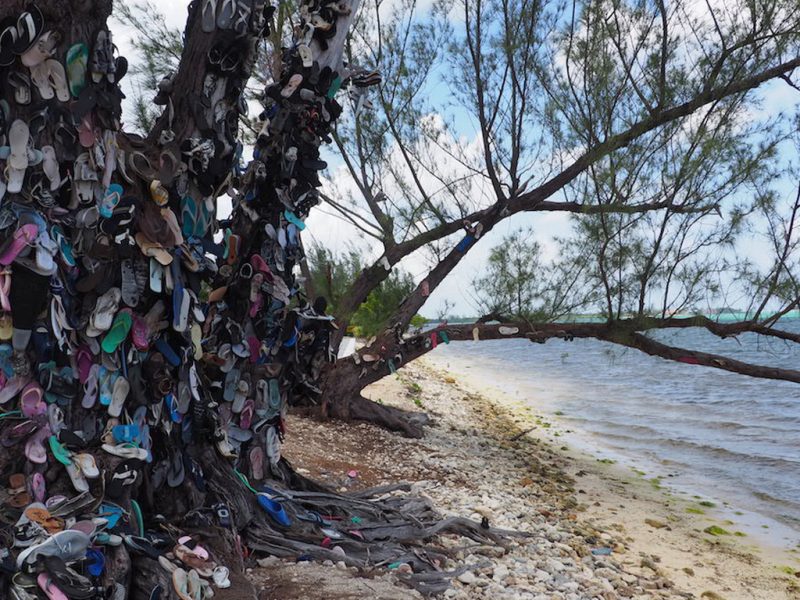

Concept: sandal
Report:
left=65, top=43, right=89, bottom=98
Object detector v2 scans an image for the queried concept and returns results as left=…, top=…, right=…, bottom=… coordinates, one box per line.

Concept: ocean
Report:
left=427, top=322, right=800, bottom=546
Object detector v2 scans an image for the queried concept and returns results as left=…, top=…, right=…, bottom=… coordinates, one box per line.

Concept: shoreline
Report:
left=419, top=354, right=800, bottom=598
left=258, top=357, right=800, bottom=599
left=423, top=351, right=800, bottom=554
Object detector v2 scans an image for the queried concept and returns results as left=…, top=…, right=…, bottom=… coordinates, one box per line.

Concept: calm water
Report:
left=430, top=323, right=800, bottom=537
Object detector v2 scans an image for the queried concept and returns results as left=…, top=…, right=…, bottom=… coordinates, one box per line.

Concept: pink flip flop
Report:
left=25, top=424, right=51, bottom=464
left=38, top=572, right=69, bottom=600
left=77, top=113, right=95, bottom=148
left=130, top=313, right=149, bottom=350
left=75, top=345, right=94, bottom=384
left=0, top=269, right=11, bottom=311
left=0, top=375, right=27, bottom=404
left=31, top=472, right=46, bottom=503
left=0, top=223, right=38, bottom=265
left=177, top=536, right=209, bottom=560
left=20, top=382, right=46, bottom=418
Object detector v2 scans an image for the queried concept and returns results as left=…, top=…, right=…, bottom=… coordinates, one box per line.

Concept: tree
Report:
left=116, top=0, right=800, bottom=439
left=0, top=1, right=510, bottom=599
left=311, top=0, right=800, bottom=436
left=472, top=228, right=594, bottom=322
left=306, top=243, right=421, bottom=338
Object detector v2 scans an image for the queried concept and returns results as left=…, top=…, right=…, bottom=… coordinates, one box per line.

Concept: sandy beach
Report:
left=253, top=357, right=800, bottom=599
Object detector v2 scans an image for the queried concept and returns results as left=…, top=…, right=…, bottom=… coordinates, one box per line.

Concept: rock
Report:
left=473, top=545, right=506, bottom=558
left=335, top=561, right=347, bottom=570
left=683, top=567, right=695, bottom=576
left=457, top=571, right=477, bottom=585
left=493, top=565, right=509, bottom=581
left=546, top=558, right=566, bottom=572
left=644, top=519, right=668, bottom=529
left=256, top=556, right=281, bottom=567
left=640, top=558, right=660, bottom=573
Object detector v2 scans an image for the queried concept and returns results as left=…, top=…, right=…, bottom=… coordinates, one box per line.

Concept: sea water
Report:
left=429, top=323, right=800, bottom=545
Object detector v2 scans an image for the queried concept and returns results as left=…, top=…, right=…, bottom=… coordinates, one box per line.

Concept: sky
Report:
left=113, top=1, right=800, bottom=319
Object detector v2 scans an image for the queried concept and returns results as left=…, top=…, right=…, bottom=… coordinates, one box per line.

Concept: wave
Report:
left=580, top=429, right=800, bottom=471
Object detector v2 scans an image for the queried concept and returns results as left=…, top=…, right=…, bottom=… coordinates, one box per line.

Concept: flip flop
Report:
left=249, top=446, right=264, bottom=480
left=65, top=43, right=88, bottom=98
left=216, top=0, right=236, bottom=29
left=135, top=233, right=173, bottom=266
left=24, top=424, right=50, bottom=464
left=101, top=310, right=132, bottom=354
left=172, top=568, right=191, bottom=600
left=0, top=268, right=11, bottom=312
left=8, top=70, right=32, bottom=105
left=180, top=196, right=198, bottom=238
left=265, top=425, right=281, bottom=466
left=41, top=146, right=61, bottom=191
left=8, top=120, right=30, bottom=171
left=50, top=226, right=75, bottom=267
left=12, top=5, right=44, bottom=56
left=283, top=209, right=306, bottom=230
left=48, top=436, right=72, bottom=466
left=170, top=254, right=189, bottom=332
left=0, top=19, right=18, bottom=68
left=37, top=573, right=69, bottom=600
left=0, top=376, right=28, bottom=405
left=45, top=59, right=70, bottom=103
left=21, top=30, right=58, bottom=67
left=99, top=184, right=123, bottom=219
left=108, top=376, right=129, bottom=417
left=81, top=364, right=99, bottom=409
left=30, top=60, right=55, bottom=100
left=107, top=458, right=140, bottom=498
left=149, top=180, right=169, bottom=206
left=86, top=287, right=121, bottom=338
left=20, top=382, right=46, bottom=418
left=77, top=113, right=95, bottom=148
left=232, top=379, right=248, bottom=413
left=201, top=0, right=217, bottom=32
left=75, top=453, right=99, bottom=478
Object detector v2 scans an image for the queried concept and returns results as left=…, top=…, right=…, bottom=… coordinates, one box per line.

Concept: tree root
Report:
left=347, top=394, right=431, bottom=438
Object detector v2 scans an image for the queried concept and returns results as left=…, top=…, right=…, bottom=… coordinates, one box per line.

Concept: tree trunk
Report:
left=0, top=1, right=518, bottom=598
left=320, top=355, right=429, bottom=438
left=320, top=314, right=800, bottom=439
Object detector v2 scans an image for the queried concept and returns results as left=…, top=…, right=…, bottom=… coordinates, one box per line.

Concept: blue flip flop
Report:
left=257, top=493, right=291, bottom=527
left=283, top=210, right=305, bottom=231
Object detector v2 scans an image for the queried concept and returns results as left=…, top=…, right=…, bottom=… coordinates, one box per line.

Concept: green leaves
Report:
left=307, top=244, right=418, bottom=337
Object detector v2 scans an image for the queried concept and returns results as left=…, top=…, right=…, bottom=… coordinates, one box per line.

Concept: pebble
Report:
left=457, top=571, right=477, bottom=584
left=290, top=363, right=687, bottom=600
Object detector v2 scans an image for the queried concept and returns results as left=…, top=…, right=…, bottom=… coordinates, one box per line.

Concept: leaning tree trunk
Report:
left=0, top=1, right=517, bottom=598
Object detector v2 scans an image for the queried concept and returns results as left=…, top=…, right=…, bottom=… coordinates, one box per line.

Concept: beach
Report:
left=253, top=357, right=800, bottom=599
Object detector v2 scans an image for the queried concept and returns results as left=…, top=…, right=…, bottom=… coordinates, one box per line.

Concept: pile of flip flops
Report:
left=0, top=0, right=383, bottom=597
